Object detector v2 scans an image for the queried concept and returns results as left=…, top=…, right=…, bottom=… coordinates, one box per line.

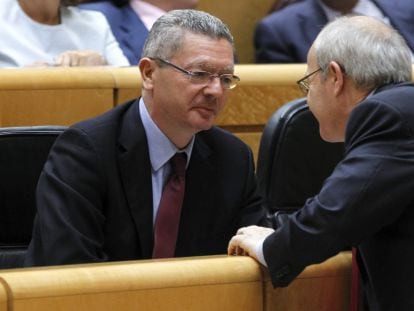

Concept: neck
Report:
left=143, top=95, right=194, bottom=149
left=321, top=0, right=358, bottom=14
left=140, top=0, right=197, bottom=12
left=18, top=0, right=61, bottom=25
left=141, top=0, right=168, bottom=11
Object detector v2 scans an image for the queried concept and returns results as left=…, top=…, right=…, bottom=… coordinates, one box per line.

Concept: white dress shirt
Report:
left=0, top=0, right=129, bottom=67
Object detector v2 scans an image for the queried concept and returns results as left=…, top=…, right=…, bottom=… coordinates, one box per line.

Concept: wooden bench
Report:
left=0, top=252, right=351, bottom=311
left=3, top=65, right=412, bottom=162
left=0, top=67, right=115, bottom=127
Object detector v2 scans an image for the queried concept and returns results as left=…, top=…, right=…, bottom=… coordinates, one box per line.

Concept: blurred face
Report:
left=170, top=0, right=198, bottom=9
left=144, top=32, right=235, bottom=142
left=152, top=0, right=199, bottom=11
left=306, top=47, right=344, bottom=142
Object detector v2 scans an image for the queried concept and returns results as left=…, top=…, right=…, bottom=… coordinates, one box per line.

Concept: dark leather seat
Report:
left=0, top=126, right=66, bottom=269
left=256, top=98, right=344, bottom=227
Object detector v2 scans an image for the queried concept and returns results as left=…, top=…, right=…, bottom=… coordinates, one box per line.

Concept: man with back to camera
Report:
left=229, top=16, right=414, bottom=310
left=255, top=0, right=414, bottom=63
left=79, top=0, right=199, bottom=65
left=25, top=9, right=266, bottom=266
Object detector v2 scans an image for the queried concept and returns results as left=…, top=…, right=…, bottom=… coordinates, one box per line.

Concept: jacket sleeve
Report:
left=263, top=99, right=414, bottom=287
left=25, top=127, right=108, bottom=266
left=254, top=19, right=298, bottom=64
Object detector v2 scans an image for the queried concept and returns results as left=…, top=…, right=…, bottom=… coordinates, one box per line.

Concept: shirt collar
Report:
left=139, top=98, right=194, bottom=172
left=317, top=0, right=389, bottom=23
left=129, top=0, right=166, bottom=30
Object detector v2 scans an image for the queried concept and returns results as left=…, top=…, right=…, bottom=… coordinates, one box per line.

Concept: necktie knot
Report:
left=171, top=153, right=187, bottom=177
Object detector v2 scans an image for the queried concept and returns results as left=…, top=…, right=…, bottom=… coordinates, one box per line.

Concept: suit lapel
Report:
left=117, top=100, right=154, bottom=258
left=298, top=0, right=328, bottom=46
left=119, top=5, right=149, bottom=64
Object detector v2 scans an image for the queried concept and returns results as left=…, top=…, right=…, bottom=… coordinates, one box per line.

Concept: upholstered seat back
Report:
left=0, top=126, right=66, bottom=268
left=257, top=98, right=344, bottom=215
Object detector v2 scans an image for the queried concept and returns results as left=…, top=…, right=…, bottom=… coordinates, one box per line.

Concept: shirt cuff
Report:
left=255, top=239, right=268, bottom=267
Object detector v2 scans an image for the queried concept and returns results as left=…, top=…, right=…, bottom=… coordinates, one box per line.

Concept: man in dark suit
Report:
left=25, top=9, right=266, bottom=266
left=255, top=0, right=414, bottom=63
left=229, top=16, right=414, bottom=310
left=79, top=0, right=198, bottom=65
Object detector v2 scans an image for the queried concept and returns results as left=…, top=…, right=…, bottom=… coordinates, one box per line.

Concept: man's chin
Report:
left=190, top=119, right=215, bottom=132
left=189, top=112, right=217, bottom=131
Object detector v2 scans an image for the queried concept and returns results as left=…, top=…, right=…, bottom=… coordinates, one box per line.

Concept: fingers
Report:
left=228, top=226, right=275, bottom=260
left=55, top=52, right=69, bottom=67
left=54, top=51, right=106, bottom=67
left=236, top=225, right=274, bottom=237
left=228, top=235, right=246, bottom=256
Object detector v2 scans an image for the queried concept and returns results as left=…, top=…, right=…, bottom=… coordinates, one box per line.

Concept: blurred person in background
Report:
left=255, top=0, right=414, bottom=63
left=79, top=0, right=199, bottom=65
left=0, top=0, right=129, bottom=67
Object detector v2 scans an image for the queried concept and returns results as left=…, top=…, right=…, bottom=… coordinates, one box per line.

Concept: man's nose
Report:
left=204, top=76, right=225, bottom=95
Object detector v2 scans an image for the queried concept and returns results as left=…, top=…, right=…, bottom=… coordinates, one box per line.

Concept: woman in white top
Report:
left=0, top=0, right=130, bottom=67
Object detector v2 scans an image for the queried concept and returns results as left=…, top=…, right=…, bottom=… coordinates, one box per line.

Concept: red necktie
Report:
left=152, top=153, right=186, bottom=258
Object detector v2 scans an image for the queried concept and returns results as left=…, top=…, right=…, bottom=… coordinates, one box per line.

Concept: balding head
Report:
left=312, top=15, right=412, bottom=91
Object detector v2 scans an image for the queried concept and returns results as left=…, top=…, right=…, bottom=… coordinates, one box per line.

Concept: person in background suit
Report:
left=0, top=0, right=129, bottom=67
left=255, top=0, right=414, bottom=63
left=229, top=16, right=414, bottom=310
left=79, top=0, right=198, bottom=65
left=25, top=9, right=266, bottom=267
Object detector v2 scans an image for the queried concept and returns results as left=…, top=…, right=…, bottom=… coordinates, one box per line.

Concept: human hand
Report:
left=227, top=225, right=275, bottom=262
left=55, top=50, right=107, bottom=66
left=25, top=60, right=55, bottom=67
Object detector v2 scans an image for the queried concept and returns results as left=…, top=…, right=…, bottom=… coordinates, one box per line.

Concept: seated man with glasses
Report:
left=25, top=9, right=267, bottom=266
left=229, top=15, right=414, bottom=310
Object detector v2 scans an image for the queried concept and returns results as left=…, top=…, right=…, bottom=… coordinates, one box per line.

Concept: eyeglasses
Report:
left=296, top=68, right=322, bottom=95
left=150, top=57, right=240, bottom=89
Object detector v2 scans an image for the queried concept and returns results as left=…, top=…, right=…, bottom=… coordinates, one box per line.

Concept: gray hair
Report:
left=141, top=9, right=234, bottom=60
left=313, top=16, right=412, bottom=91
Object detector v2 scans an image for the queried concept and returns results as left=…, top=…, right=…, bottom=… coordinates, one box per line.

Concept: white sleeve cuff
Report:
left=255, top=239, right=268, bottom=267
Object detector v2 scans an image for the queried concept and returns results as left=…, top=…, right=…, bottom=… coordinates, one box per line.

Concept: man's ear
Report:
left=328, top=61, right=345, bottom=96
left=139, top=58, right=156, bottom=90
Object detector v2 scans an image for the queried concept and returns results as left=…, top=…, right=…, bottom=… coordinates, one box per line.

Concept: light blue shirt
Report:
left=139, top=98, right=194, bottom=224
left=318, top=0, right=390, bottom=24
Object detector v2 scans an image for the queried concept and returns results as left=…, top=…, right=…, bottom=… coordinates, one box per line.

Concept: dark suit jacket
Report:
left=79, top=2, right=148, bottom=65
left=263, top=83, right=414, bottom=310
left=255, top=0, right=414, bottom=63
left=25, top=99, right=266, bottom=266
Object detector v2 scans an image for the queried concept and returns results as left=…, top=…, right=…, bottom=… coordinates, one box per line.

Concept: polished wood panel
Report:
left=0, top=256, right=262, bottom=311
left=264, top=251, right=352, bottom=311
left=0, top=67, right=115, bottom=127
left=0, top=281, right=7, bottom=311
left=197, top=0, right=275, bottom=63
left=110, top=66, right=141, bottom=105
left=0, top=252, right=351, bottom=311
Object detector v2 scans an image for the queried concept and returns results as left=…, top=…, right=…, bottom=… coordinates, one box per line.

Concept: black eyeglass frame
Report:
left=149, top=57, right=240, bottom=89
left=296, top=68, right=322, bottom=95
